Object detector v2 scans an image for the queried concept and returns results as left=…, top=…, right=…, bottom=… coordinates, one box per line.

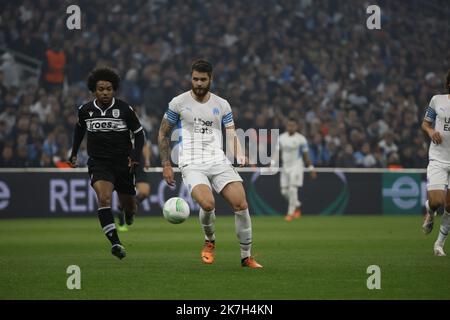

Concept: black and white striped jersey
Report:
left=77, top=98, right=143, bottom=160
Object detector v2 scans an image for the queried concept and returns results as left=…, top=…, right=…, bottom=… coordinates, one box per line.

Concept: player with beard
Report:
left=422, top=69, right=450, bottom=256
left=158, top=60, right=263, bottom=268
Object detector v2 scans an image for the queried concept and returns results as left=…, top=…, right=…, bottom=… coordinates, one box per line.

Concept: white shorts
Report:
left=280, top=166, right=304, bottom=188
left=427, top=160, right=450, bottom=190
left=180, top=163, right=243, bottom=194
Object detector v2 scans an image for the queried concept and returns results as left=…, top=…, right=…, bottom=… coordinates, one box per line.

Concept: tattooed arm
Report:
left=158, top=117, right=175, bottom=186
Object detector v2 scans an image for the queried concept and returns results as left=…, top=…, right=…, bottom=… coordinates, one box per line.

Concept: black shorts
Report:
left=134, top=163, right=148, bottom=184
left=87, top=157, right=136, bottom=195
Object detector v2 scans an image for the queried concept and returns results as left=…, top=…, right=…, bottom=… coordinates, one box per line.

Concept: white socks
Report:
left=199, top=208, right=216, bottom=242
left=281, top=188, right=289, bottom=200
left=281, top=187, right=300, bottom=215
left=288, top=186, right=300, bottom=215
left=235, top=209, right=252, bottom=259
left=200, top=207, right=254, bottom=259
left=437, top=211, right=450, bottom=246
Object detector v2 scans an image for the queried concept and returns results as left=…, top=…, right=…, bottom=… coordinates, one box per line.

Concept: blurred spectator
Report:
left=42, top=132, right=58, bottom=157
left=0, top=71, right=8, bottom=110
left=121, top=68, right=142, bottom=106
left=387, top=152, right=403, bottom=169
left=39, top=152, right=54, bottom=167
left=0, top=144, right=15, bottom=167
left=0, top=52, right=21, bottom=88
left=326, top=140, right=340, bottom=167
left=336, top=144, right=357, bottom=167
left=400, top=146, right=416, bottom=168
left=0, top=106, right=16, bottom=136
left=0, top=119, right=8, bottom=143
left=42, top=40, right=66, bottom=94
left=29, top=90, right=52, bottom=122
left=414, top=147, right=429, bottom=168
left=354, top=142, right=380, bottom=168
left=308, top=133, right=330, bottom=167
left=378, top=131, right=399, bottom=159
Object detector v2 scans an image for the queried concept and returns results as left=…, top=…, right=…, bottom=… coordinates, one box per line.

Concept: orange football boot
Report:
left=241, top=256, right=263, bottom=268
left=285, top=214, right=294, bottom=221
left=201, top=240, right=215, bottom=264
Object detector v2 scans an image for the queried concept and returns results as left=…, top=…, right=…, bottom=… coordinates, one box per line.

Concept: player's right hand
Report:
left=430, top=130, right=443, bottom=144
left=128, top=157, right=139, bottom=174
left=144, top=159, right=151, bottom=170
left=67, top=156, right=78, bottom=168
left=163, top=165, right=175, bottom=186
left=236, top=155, right=248, bottom=167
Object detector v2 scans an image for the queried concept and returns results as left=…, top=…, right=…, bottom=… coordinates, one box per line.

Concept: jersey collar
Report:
left=93, top=97, right=116, bottom=116
left=190, top=90, right=211, bottom=104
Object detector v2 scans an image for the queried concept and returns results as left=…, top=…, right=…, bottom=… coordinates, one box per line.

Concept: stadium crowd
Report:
left=0, top=0, right=448, bottom=168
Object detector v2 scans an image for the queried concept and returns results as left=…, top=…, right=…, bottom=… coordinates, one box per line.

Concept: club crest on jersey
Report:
left=213, top=107, right=220, bottom=116
left=112, top=109, right=120, bottom=118
left=88, top=111, right=93, bottom=117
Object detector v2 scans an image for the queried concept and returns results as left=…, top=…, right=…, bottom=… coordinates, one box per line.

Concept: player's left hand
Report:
left=128, top=157, right=139, bottom=174
left=67, top=156, right=78, bottom=168
left=310, top=170, right=317, bottom=180
left=237, top=155, right=249, bottom=167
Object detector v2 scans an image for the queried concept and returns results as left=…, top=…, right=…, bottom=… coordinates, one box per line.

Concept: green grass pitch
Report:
left=0, top=215, right=449, bottom=300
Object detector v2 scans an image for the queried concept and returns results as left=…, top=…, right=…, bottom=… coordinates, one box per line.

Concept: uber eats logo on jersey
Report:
left=194, top=118, right=213, bottom=134
left=444, top=117, right=450, bottom=131
left=382, top=173, right=425, bottom=214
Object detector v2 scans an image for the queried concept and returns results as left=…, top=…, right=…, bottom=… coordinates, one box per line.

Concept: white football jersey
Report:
left=279, top=132, right=309, bottom=168
left=164, top=91, right=234, bottom=166
left=424, top=94, right=450, bottom=164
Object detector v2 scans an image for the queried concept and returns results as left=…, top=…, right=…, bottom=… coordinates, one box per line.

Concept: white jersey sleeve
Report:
left=164, top=98, right=181, bottom=125
left=299, top=135, right=309, bottom=154
left=221, top=100, right=234, bottom=128
left=424, top=96, right=437, bottom=123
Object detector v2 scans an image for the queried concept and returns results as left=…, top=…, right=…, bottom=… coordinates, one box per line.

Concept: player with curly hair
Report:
left=69, top=67, right=146, bottom=259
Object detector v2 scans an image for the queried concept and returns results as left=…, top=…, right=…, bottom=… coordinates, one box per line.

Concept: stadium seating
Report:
left=0, top=0, right=448, bottom=168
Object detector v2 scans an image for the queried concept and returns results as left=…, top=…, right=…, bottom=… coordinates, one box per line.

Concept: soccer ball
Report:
left=162, top=197, right=190, bottom=224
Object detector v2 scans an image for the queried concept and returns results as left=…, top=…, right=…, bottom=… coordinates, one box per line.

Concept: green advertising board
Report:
left=382, top=172, right=424, bottom=215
